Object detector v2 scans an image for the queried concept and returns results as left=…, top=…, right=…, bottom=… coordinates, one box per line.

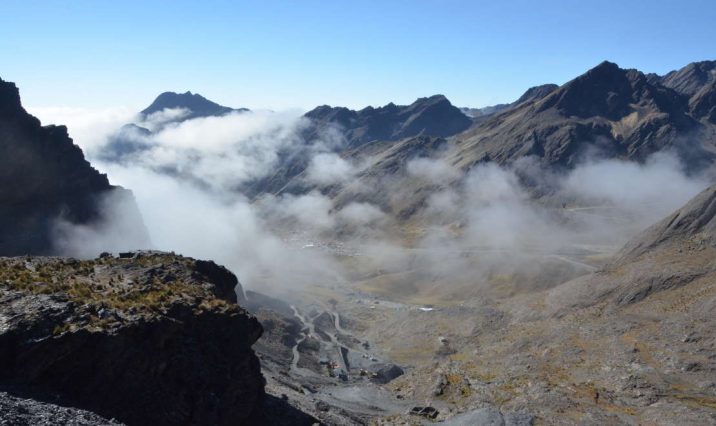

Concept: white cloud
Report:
left=44, top=104, right=714, bottom=298
left=305, top=152, right=357, bottom=185
left=406, top=157, right=460, bottom=183
left=27, top=106, right=136, bottom=153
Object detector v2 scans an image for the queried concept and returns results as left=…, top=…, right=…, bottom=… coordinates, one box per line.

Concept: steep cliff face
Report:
left=0, top=77, right=149, bottom=256
left=0, top=252, right=266, bottom=425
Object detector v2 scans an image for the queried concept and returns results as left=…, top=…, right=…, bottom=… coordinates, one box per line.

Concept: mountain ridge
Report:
left=450, top=60, right=716, bottom=172
left=0, top=77, right=149, bottom=255
left=303, top=94, right=472, bottom=148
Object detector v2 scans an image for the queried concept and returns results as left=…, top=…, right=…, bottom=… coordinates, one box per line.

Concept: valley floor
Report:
left=248, top=239, right=716, bottom=425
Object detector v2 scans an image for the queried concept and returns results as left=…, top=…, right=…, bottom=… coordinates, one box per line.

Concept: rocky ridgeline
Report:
left=0, top=77, right=148, bottom=256
left=304, top=94, right=472, bottom=149
left=0, top=251, right=266, bottom=425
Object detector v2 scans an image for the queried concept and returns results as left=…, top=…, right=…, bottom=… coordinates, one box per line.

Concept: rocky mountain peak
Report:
left=412, top=94, right=449, bottom=106
left=140, top=90, right=243, bottom=119
left=401, top=94, right=471, bottom=137
left=304, top=105, right=357, bottom=127
left=540, top=60, right=635, bottom=119
left=0, top=79, right=23, bottom=118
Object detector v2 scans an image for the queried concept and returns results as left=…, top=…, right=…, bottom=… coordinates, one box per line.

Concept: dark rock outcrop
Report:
left=370, top=363, right=404, bottom=384
left=0, top=78, right=149, bottom=256
left=0, top=252, right=266, bottom=426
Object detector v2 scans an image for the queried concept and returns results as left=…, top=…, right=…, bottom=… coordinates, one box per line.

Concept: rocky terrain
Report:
left=0, top=251, right=273, bottom=425
left=0, top=78, right=148, bottom=256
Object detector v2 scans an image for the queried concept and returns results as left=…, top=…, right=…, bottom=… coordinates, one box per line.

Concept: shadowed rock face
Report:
left=0, top=78, right=149, bottom=256
left=304, top=94, right=472, bottom=148
left=0, top=252, right=266, bottom=426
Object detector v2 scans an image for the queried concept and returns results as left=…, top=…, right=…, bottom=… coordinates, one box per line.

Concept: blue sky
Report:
left=1, top=0, right=715, bottom=111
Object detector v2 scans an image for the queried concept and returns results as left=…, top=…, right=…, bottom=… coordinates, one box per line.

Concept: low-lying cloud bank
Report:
left=31, top=105, right=713, bottom=296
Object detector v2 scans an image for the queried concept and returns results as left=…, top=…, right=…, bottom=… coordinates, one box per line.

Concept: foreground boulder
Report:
left=370, top=363, right=404, bottom=384
left=0, top=251, right=265, bottom=425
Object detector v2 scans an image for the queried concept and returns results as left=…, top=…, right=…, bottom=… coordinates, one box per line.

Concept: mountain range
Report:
left=303, top=94, right=472, bottom=148
left=280, top=60, right=716, bottom=224
left=3, top=58, right=716, bottom=424
left=101, top=59, right=716, bottom=200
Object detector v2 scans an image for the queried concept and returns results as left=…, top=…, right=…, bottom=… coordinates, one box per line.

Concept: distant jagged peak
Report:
left=140, top=90, right=247, bottom=120
left=411, top=94, right=450, bottom=106
left=304, top=104, right=353, bottom=117
left=303, top=94, right=471, bottom=146
left=308, top=94, right=456, bottom=117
